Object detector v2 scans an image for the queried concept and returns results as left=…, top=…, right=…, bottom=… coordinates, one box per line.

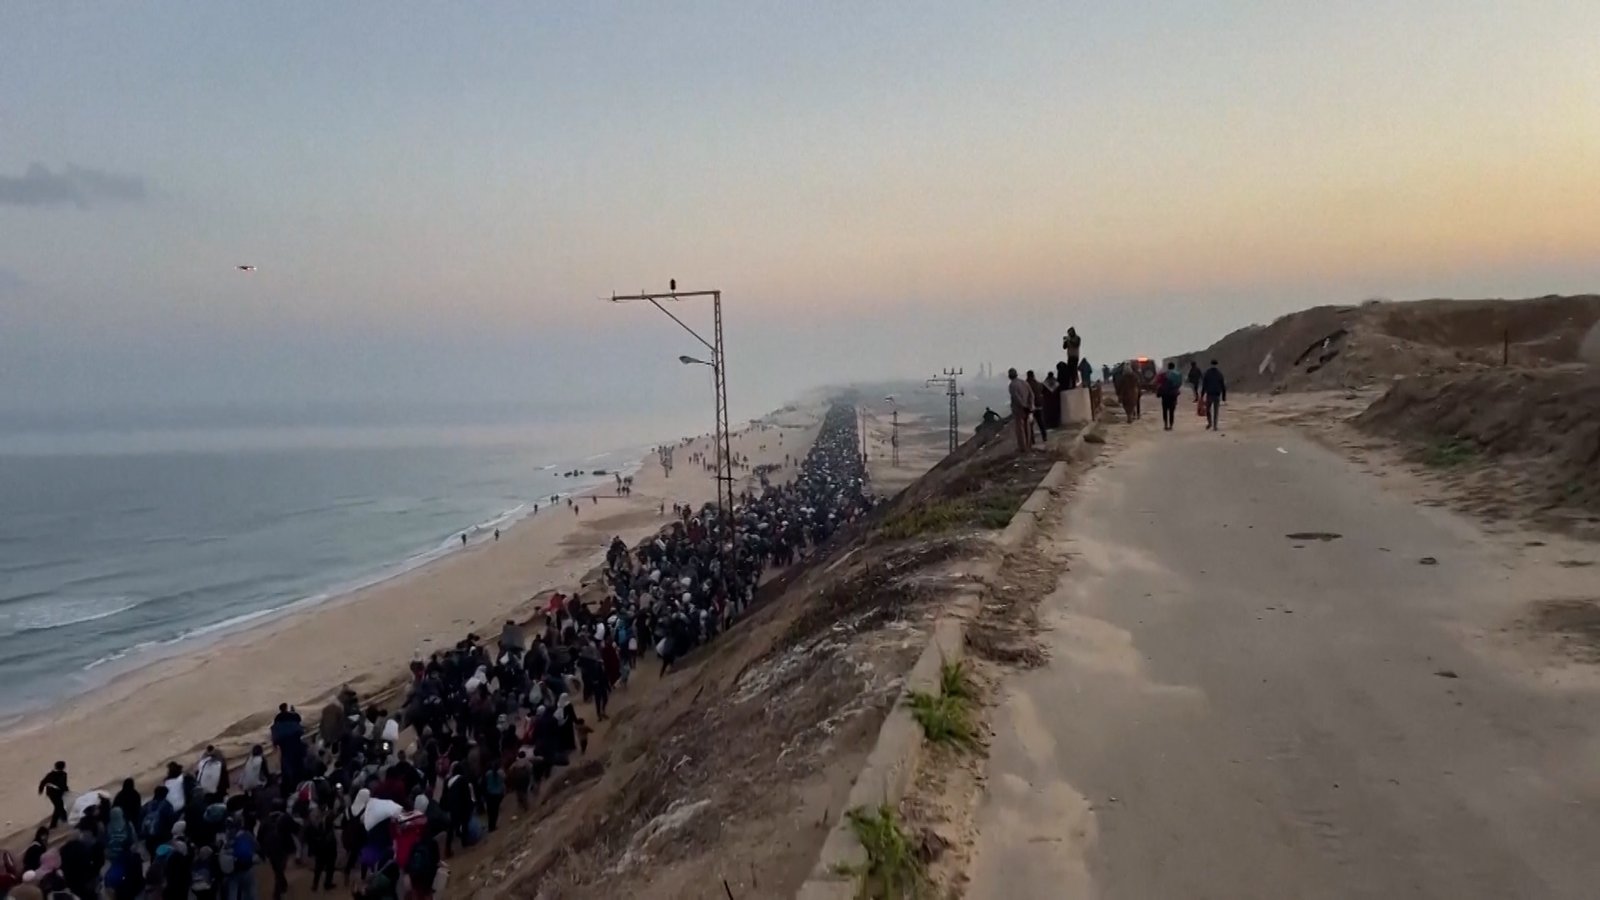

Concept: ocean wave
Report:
left=141, top=533, right=230, bottom=547
left=50, top=440, right=650, bottom=688
left=0, top=556, right=78, bottom=577
left=55, top=569, right=141, bottom=591
left=420, top=502, right=531, bottom=557
left=3, top=597, right=141, bottom=636
left=82, top=600, right=309, bottom=672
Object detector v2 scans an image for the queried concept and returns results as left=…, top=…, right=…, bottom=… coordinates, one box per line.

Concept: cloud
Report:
left=0, top=163, right=148, bottom=209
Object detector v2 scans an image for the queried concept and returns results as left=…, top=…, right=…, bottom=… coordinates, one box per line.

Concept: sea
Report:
left=0, top=410, right=702, bottom=718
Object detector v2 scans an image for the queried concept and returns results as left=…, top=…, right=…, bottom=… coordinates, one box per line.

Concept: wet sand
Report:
left=0, top=408, right=821, bottom=839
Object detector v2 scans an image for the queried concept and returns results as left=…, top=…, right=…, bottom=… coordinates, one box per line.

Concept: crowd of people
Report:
left=1002, top=325, right=1231, bottom=447
left=1151, top=359, right=1228, bottom=430
left=7, top=405, right=874, bottom=900
left=1002, top=325, right=1099, bottom=452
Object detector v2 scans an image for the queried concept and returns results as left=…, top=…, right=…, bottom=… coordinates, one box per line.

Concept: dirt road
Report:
left=967, top=409, right=1600, bottom=899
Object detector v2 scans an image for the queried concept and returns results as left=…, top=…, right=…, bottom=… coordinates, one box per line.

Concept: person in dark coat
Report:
left=1201, top=359, right=1228, bottom=430
left=441, top=764, right=475, bottom=857
left=112, top=778, right=142, bottom=829
left=37, top=761, right=69, bottom=829
left=22, top=828, right=48, bottom=873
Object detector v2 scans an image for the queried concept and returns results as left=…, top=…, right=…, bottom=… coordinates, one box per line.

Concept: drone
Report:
left=237, top=265, right=257, bottom=272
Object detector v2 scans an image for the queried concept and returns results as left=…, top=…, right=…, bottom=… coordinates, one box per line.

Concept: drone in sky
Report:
left=237, top=265, right=257, bottom=272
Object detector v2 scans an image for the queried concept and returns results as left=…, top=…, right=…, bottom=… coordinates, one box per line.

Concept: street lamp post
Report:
left=610, top=287, right=734, bottom=527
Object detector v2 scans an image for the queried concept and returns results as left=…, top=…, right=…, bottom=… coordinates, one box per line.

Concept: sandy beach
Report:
left=0, top=407, right=821, bottom=839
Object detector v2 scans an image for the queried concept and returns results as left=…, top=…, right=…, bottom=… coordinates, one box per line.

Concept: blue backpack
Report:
left=231, top=830, right=257, bottom=869
left=140, top=804, right=167, bottom=840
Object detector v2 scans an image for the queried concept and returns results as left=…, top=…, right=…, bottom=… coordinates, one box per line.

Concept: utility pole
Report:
left=885, top=396, right=900, bottom=467
left=925, top=368, right=964, bottom=453
left=611, top=287, right=733, bottom=525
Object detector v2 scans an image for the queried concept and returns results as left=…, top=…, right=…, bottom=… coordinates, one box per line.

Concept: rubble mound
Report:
left=1354, top=367, right=1600, bottom=514
left=1178, top=295, right=1600, bottom=394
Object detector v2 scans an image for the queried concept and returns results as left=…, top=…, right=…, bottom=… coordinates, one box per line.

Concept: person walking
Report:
left=482, top=760, right=506, bottom=833
left=37, top=761, right=69, bottom=829
left=1187, top=360, right=1203, bottom=400
left=1156, top=361, right=1183, bottom=430
left=1007, top=368, right=1034, bottom=453
left=1202, top=359, right=1228, bottom=430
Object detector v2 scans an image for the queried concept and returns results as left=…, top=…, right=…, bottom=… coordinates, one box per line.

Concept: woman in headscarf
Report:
left=104, top=807, right=134, bottom=860
left=7, top=870, right=41, bottom=900
left=33, top=849, right=63, bottom=896
left=104, top=808, right=143, bottom=900
left=112, top=778, right=142, bottom=828
left=441, top=763, right=475, bottom=857
left=21, top=827, right=48, bottom=873
left=238, top=744, right=270, bottom=795
left=343, top=788, right=371, bottom=885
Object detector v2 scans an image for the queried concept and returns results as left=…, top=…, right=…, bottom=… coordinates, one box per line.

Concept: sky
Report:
left=4, top=1, right=1598, bottom=426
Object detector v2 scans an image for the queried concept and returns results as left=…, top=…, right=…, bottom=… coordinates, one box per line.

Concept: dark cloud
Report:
left=0, top=162, right=148, bottom=209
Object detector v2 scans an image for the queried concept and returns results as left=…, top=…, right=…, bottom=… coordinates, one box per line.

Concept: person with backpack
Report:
left=190, top=845, right=219, bottom=900
left=353, top=858, right=402, bottom=900
left=1202, top=359, right=1228, bottom=430
left=221, top=819, right=258, bottom=900
left=158, top=822, right=193, bottom=900
left=104, top=807, right=143, bottom=900
left=1156, top=361, right=1185, bottom=431
left=304, top=806, right=340, bottom=892
left=259, top=803, right=298, bottom=900
left=238, top=745, right=271, bottom=796
left=403, top=833, right=441, bottom=900
left=140, top=787, right=177, bottom=857
left=506, top=750, right=534, bottom=813
left=482, top=760, right=507, bottom=833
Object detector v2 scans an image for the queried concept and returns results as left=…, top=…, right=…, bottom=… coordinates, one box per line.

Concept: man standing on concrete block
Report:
left=1062, top=328, right=1083, bottom=388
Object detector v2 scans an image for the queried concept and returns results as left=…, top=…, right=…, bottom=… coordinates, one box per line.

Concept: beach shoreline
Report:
left=0, top=440, right=649, bottom=728
left=0, top=406, right=822, bottom=838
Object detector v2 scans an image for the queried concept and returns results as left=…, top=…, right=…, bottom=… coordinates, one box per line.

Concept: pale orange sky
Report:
left=3, top=1, right=1598, bottom=414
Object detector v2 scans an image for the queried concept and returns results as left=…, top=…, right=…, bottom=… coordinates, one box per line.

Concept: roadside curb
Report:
left=794, top=431, right=1081, bottom=900
left=997, top=432, right=1081, bottom=548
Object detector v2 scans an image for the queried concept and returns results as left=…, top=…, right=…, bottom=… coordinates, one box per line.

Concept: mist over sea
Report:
left=0, top=403, right=708, bottom=715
